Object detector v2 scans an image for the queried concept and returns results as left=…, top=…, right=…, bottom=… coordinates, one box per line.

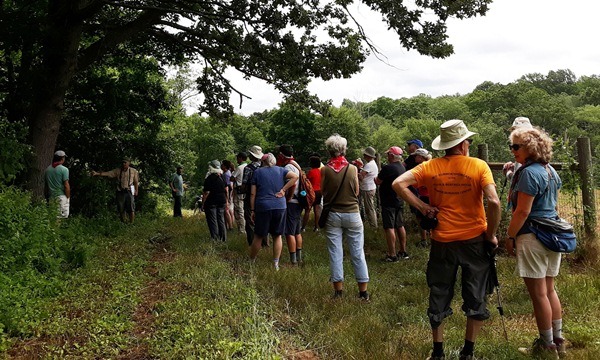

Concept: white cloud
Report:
left=224, top=0, right=600, bottom=115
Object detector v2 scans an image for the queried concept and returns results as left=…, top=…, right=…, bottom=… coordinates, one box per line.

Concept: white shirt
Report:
left=232, top=163, right=247, bottom=187
left=360, top=160, right=378, bottom=191
left=285, top=163, right=300, bottom=203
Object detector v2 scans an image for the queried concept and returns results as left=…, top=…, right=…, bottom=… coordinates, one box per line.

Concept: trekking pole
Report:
left=493, top=255, right=509, bottom=342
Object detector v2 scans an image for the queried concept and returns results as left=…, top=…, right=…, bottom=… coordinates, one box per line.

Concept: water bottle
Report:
left=300, top=190, right=307, bottom=197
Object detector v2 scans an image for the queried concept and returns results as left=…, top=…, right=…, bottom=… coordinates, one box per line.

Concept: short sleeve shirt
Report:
left=203, top=173, right=227, bottom=206
left=360, top=160, right=378, bottom=191
left=306, top=168, right=321, bottom=191
left=171, top=173, right=184, bottom=196
left=106, top=167, right=139, bottom=191
left=251, top=166, right=289, bottom=211
left=377, top=162, right=405, bottom=207
left=45, top=164, right=69, bottom=197
left=232, top=163, right=247, bottom=187
left=285, top=163, right=300, bottom=203
left=511, top=162, right=561, bottom=219
left=411, top=155, right=495, bottom=242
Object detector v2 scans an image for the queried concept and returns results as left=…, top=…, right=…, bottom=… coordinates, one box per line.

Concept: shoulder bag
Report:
left=528, top=166, right=577, bottom=253
left=318, top=165, right=349, bottom=229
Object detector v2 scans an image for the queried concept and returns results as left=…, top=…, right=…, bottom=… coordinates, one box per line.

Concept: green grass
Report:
left=3, top=211, right=600, bottom=359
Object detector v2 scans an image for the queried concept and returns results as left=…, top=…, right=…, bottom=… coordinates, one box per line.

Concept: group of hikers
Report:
left=44, top=116, right=567, bottom=359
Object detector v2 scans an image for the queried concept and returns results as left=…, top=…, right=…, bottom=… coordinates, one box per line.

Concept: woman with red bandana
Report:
left=320, top=134, right=369, bottom=301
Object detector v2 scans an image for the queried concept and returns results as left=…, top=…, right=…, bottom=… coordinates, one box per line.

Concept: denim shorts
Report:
left=254, top=209, right=286, bottom=237
left=381, top=205, right=404, bottom=229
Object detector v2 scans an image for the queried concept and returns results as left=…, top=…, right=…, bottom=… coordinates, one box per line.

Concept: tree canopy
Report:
left=0, top=0, right=492, bottom=196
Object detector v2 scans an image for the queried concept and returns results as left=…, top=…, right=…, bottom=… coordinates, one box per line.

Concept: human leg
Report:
left=524, top=277, right=554, bottom=338
left=325, top=212, right=344, bottom=288
left=216, top=206, right=227, bottom=241
left=363, top=190, right=377, bottom=227
left=205, top=206, right=219, bottom=239
left=173, top=194, right=182, bottom=217
left=234, top=193, right=245, bottom=231
left=344, top=212, right=369, bottom=285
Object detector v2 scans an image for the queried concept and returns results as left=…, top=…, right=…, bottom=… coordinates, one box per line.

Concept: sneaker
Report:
left=332, top=290, right=343, bottom=299
left=554, top=338, right=567, bottom=358
left=425, top=355, right=445, bottom=360
left=518, top=338, right=559, bottom=359
left=358, top=291, right=370, bottom=302
left=398, top=251, right=410, bottom=260
left=274, top=263, right=280, bottom=271
left=384, top=255, right=399, bottom=262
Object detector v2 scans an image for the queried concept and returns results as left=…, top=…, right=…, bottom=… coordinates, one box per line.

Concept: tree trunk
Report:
left=27, top=2, right=83, bottom=198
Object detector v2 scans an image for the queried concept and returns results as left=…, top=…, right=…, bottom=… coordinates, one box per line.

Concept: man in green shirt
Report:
left=44, top=150, right=70, bottom=218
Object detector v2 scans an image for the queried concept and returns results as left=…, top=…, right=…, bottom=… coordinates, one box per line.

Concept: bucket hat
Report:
left=511, top=116, right=533, bottom=130
left=363, top=146, right=377, bottom=158
left=247, top=145, right=264, bottom=160
left=431, top=119, right=477, bottom=150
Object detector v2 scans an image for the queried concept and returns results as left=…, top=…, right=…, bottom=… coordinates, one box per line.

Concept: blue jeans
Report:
left=324, top=212, right=369, bottom=283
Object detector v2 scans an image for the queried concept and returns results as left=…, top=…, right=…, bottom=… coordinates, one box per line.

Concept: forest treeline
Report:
left=2, top=67, right=600, bottom=216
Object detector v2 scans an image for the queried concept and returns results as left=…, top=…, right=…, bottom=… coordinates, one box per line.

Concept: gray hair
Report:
left=261, top=153, right=276, bottom=167
left=325, top=134, right=347, bottom=157
left=390, top=153, right=403, bottom=162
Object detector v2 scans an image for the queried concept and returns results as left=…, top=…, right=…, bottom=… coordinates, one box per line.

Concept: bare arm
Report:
left=483, top=183, right=501, bottom=246
left=392, top=171, right=438, bottom=217
left=64, top=180, right=71, bottom=199
left=277, top=171, right=299, bottom=198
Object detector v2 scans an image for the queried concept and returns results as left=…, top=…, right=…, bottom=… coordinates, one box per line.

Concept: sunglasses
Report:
left=508, top=144, right=522, bottom=151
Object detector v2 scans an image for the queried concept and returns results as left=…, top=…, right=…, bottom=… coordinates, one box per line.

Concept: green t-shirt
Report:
left=45, top=164, right=69, bottom=197
left=171, top=173, right=184, bottom=196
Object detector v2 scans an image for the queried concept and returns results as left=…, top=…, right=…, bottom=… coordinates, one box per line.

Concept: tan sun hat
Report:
left=363, top=146, right=377, bottom=158
left=247, top=145, right=264, bottom=160
left=431, top=119, right=477, bottom=150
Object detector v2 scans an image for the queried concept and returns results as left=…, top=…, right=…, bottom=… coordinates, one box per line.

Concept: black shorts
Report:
left=254, top=209, right=286, bottom=237
left=285, top=202, right=303, bottom=235
left=381, top=205, right=404, bottom=229
left=426, top=236, right=491, bottom=328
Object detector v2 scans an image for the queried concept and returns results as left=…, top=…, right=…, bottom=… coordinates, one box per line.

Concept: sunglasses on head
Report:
left=508, top=144, right=522, bottom=151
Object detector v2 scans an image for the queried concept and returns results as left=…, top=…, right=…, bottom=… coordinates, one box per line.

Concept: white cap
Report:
left=54, top=150, right=66, bottom=157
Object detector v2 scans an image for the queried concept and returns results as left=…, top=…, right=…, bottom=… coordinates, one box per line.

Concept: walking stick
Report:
left=487, top=244, right=509, bottom=342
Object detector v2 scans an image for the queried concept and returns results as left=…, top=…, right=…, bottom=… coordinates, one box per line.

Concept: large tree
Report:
left=0, top=0, right=492, bottom=196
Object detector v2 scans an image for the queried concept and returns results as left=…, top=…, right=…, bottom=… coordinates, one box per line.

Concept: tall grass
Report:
left=3, top=208, right=600, bottom=359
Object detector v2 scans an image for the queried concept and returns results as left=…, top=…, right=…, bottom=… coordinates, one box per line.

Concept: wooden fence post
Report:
left=577, top=137, right=596, bottom=238
left=477, top=144, right=488, bottom=162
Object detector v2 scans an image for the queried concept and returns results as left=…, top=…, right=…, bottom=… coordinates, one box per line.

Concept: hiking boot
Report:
left=518, top=338, right=559, bottom=359
left=425, top=355, right=445, bottom=360
left=554, top=338, right=567, bottom=358
left=384, top=255, right=398, bottom=262
left=358, top=291, right=370, bottom=302
left=332, top=290, right=343, bottom=299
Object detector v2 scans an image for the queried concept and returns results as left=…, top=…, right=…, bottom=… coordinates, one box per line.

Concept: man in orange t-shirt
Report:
left=392, top=119, right=501, bottom=360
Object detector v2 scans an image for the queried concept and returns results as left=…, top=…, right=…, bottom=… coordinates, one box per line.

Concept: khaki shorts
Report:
left=57, top=195, right=70, bottom=218
left=516, top=233, right=561, bottom=278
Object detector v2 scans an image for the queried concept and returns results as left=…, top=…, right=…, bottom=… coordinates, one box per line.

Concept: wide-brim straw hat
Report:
left=431, top=119, right=477, bottom=150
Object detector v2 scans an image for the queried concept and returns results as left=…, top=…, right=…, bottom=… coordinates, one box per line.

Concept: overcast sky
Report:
left=221, top=0, right=600, bottom=115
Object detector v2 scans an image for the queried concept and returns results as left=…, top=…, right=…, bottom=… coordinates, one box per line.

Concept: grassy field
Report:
left=4, top=211, right=600, bottom=359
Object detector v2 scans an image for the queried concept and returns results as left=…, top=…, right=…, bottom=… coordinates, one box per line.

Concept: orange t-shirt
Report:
left=411, top=155, right=495, bottom=242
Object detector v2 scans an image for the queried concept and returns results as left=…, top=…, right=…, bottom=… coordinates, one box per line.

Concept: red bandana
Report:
left=52, top=161, right=61, bottom=168
left=327, top=156, right=349, bottom=173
